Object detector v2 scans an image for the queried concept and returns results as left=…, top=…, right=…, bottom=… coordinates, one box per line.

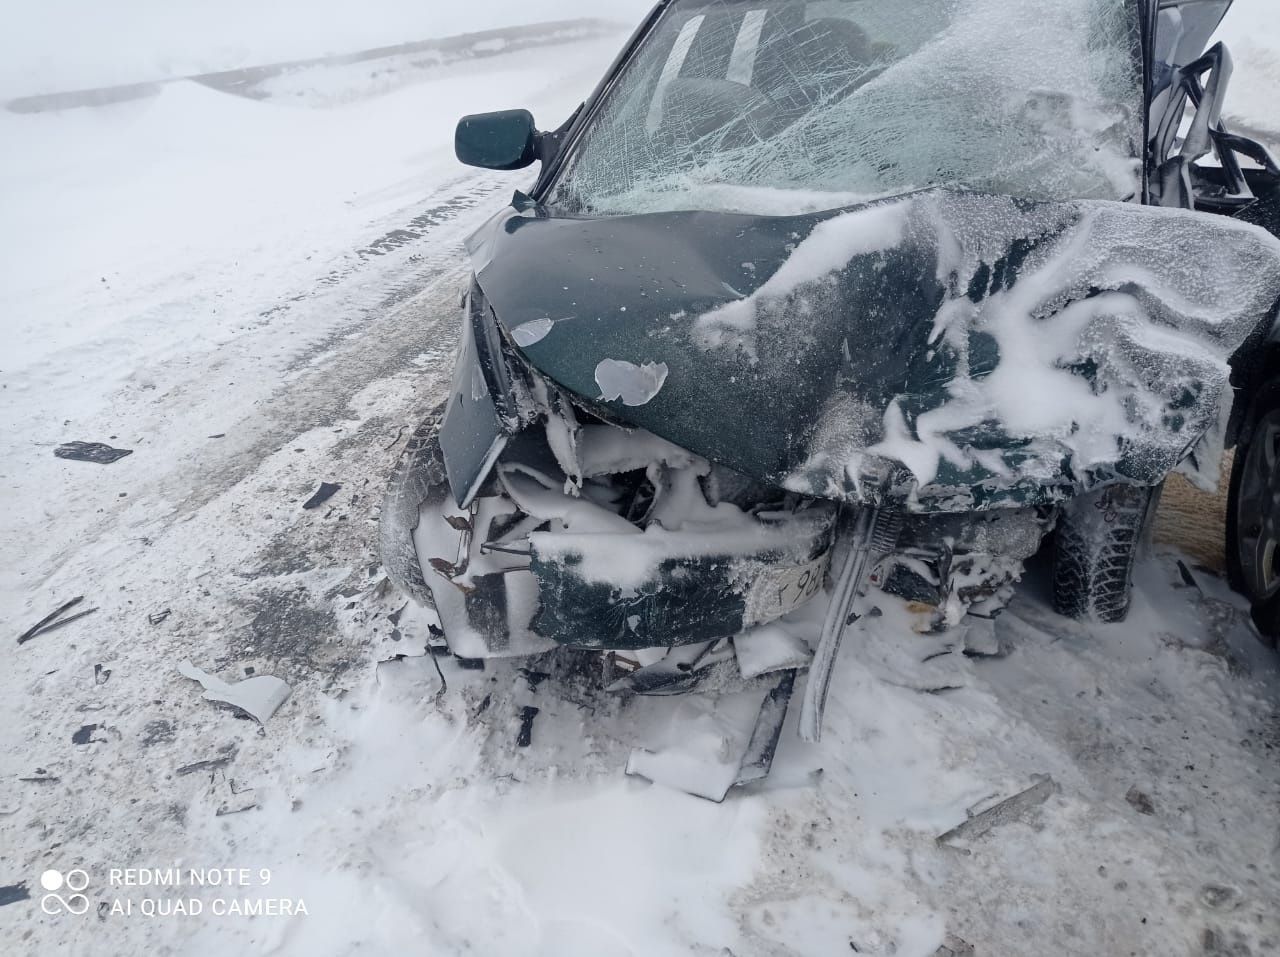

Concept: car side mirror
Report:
left=455, top=109, right=541, bottom=171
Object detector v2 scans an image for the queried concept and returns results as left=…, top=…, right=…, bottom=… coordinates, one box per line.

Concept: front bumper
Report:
left=384, top=414, right=836, bottom=658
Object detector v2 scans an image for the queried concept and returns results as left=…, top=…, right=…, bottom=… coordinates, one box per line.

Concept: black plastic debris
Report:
left=93, top=664, right=111, bottom=685
left=0, top=883, right=30, bottom=907
left=735, top=671, right=797, bottom=787
left=72, top=723, right=106, bottom=746
left=17, top=596, right=97, bottom=645
left=176, top=757, right=232, bottom=776
left=519, top=669, right=551, bottom=692
left=55, top=441, right=133, bottom=464
left=1126, top=786, right=1156, bottom=815
left=302, top=482, right=342, bottom=510
left=148, top=609, right=172, bottom=626
left=516, top=706, right=539, bottom=747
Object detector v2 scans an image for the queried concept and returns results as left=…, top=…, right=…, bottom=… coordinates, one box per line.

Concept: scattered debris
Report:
left=139, top=719, right=175, bottom=746
left=176, top=756, right=232, bottom=776
left=0, top=883, right=30, bottom=908
left=735, top=670, right=797, bottom=786
left=733, top=624, right=811, bottom=679
left=516, top=706, right=540, bottom=747
left=375, top=654, right=445, bottom=697
left=519, top=668, right=551, bottom=692
left=148, top=608, right=172, bottom=626
left=1125, top=786, right=1156, bottom=816
left=302, top=481, right=342, bottom=510
left=961, top=615, right=1007, bottom=658
left=18, top=769, right=59, bottom=783
left=934, top=935, right=976, bottom=957
left=212, top=773, right=258, bottom=816
left=17, top=596, right=97, bottom=645
left=609, top=641, right=736, bottom=696
left=93, top=664, right=111, bottom=685
left=71, top=723, right=107, bottom=745
left=937, top=775, right=1058, bottom=848
left=54, top=441, right=133, bottom=464
left=178, top=660, right=291, bottom=724
left=628, top=686, right=782, bottom=802
left=208, top=433, right=226, bottom=439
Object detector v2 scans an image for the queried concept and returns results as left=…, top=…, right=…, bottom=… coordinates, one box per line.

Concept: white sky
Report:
left=2, top=0, right=1276, bottom=108
left=0, top=0, right=656, bottom=98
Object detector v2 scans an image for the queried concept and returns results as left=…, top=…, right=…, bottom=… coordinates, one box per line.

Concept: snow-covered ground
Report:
left=2, top=5, right=1279, bottom=956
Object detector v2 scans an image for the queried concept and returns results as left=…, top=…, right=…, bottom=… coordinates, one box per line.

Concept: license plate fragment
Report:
left=744, top=553, right=830, bottom=625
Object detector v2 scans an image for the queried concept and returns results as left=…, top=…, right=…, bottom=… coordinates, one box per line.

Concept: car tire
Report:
left=1226, top=376, right=1280, bottom=641
left=1052, top=483, right=1157, bottom=623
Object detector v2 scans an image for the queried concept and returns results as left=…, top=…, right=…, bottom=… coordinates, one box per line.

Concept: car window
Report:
left=550, top=0, right=1144, bottom=215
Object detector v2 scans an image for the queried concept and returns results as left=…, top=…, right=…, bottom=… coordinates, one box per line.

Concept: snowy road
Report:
left=3, top=18, right=1280, bottom=957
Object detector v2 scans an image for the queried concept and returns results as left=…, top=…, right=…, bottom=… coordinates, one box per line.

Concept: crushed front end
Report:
left=383, top=281, right=840, bottom=661
left=380, top=187, right=1280, bottom=798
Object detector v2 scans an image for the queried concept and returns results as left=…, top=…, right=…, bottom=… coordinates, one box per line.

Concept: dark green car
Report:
left=382, top=0, right=1280, bottom=774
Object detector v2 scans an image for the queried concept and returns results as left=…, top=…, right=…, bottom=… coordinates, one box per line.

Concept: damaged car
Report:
left=381, top=0, right=1280, bottom=796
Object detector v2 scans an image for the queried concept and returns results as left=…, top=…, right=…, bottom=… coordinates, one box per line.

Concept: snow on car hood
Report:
left=468, top=189, right=1280, bottom=511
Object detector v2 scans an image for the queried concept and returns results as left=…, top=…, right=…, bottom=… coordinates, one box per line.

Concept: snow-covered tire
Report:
left=1226, top=375, right=1280, bottom=641
left=379, top=403, right=449, bottom=609
left=1052, top=484, right=1157, bottom=623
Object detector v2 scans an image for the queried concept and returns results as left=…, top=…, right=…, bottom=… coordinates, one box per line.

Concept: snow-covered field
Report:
left=2, top=4, right=1279, bottom=955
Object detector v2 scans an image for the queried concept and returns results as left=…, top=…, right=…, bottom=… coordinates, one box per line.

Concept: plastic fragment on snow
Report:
left=627, top=745, right=742, bottom=803
left=733, top=624, right=811, bottom=679
left=210, top=771, right=258, bottom=817
left=626, top=684, right=779, bottom=801
left=936, top=774, right=1058, bottom=848
left=734, top=670, right=796, bottom=786
left=516, top=706, right=539, bottom=747
left=302, top=482, right=342, bottom=510
left=933, top=935, right=976, bottom=957
left=607, top=641, right=732, bottom=696
left=71, top=724, right=106, bottom=745
left=374, top=654, right=445, bottom=698
left=175, top=757, right=233, bottom=776
left=54, top=441, right=132, bottom=464
left=177, top=660, right=291, bottom=725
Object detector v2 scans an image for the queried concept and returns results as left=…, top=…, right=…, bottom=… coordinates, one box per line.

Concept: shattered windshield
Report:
left=550, top=0, right=1143, bottom=215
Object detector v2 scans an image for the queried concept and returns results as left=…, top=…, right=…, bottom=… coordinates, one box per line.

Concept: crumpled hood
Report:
left=468, top=188, right=1280, bottom=510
